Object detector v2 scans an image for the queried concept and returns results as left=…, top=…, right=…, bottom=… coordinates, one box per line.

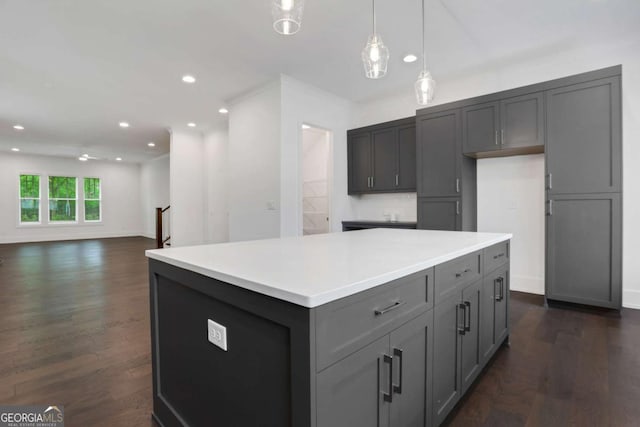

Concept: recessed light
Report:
left=116, top=157, right=122, bottom=161
left=187, top=122, right=196, bottom=127
left=218, top=108, right=229, bottom=114
left=13, top=125, right=24, bottom=130
left=119, top=122, right=130, bottom=128
left=403, top=54, right=418, bottom=63
left=182, top=75, right=196, bottom=83
left=11, top=147, right=20, bottom=152
left=148, top=142, right=156, bottom=147
left=78, top=156, right=88, bottom=161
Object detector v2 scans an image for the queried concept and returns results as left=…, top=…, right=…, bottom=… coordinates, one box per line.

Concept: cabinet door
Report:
left=417, top=197, right=461, bottom=231
left=317, top=335, right=391, bottom=427
left=546, top=77, right=622, bottom=194
left=480, top=265, right=509, bottom=364
left=546, top=193, right=622, bottom=308
left=462, top=101, right=500, bottom=154
left=460, top=280, right=482, bottom=394
left=372, top=128, right=398, bottom=191
left=416, top=109, right=460, bottom=197
left=348, top=133, right=372, bottom=194
left=397, top=124, right=416, bottom=191
left=432, top=292, right=462, bottom=426
left=389, top=311, right=433, bottom=427
left=500, top=92, right=544, bottom=149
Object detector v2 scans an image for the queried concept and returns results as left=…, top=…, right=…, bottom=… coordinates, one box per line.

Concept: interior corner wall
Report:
left=351, top=38, right=640, bottom=307
left=203, top=126, right=229, bottom=244
left=169, top=130, right=205, bottom=247
left=0, top=152, right=142, bottom=243
left=280, top=75, right=355, bottom=236
left=140, top=154, right=170, bottom=239
left=228, top=82, right=282, bottom=242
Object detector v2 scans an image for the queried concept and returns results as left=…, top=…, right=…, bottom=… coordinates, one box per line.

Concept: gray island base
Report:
left=146, top=229, right=511, bottom=427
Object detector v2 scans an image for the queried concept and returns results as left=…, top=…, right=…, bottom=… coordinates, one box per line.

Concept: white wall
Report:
left=352, top=38, right=640, bottom=308
left=280, top=75, right=355, bottom=236
left=140, top=154, right=170, bottom=239
left=203, top=126, right=229, bottom=243
left=0, top=152, right=142, bottom=243
left=169, top=130, right=205, bottom=247
left=228, top=82, right=282, bottom=241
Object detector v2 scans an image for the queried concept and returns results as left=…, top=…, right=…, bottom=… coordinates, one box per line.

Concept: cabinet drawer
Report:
left=434, top=251, right=482, bottom=303
left=315, top=268, right=433, bottom=372
left=484, top=241, right=509, bottom=273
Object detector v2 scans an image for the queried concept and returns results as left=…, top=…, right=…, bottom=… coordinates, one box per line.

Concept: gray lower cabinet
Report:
left=480, top=264, right=510, bottom=363
left=317, top=310, right=433, bottom=427
left=433, top=279, right=482, bottom=426
left=546, top=193, right=622, bottom=308
left=417, top=197, right=461, bottom=231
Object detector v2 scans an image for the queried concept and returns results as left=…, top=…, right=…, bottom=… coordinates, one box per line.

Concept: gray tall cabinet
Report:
left=414, top=65, right=622, bottom=309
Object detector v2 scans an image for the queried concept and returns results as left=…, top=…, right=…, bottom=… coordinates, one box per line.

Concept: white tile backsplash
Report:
left=350, top=192, right=417, bottom=222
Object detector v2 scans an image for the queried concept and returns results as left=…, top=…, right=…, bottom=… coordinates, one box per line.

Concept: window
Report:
left=49, top=176, right=77, bottom=222
left=84, top=177, right=101, bottom=221
left=19, top=174, right=40, bottom=223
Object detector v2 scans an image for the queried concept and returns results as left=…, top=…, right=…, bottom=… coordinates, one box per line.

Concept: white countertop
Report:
left=146, top=229, right=511, bottom=308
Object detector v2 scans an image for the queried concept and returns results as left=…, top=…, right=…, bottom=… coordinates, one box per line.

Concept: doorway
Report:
left=301, top=124, right=332, bottom=235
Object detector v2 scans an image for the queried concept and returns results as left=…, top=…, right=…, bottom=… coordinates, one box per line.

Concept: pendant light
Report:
left=361, top=0, right=389, bottom=79
left=415, top=0, right=436, bottom=104
left=272, top=0, right=305, bottom=35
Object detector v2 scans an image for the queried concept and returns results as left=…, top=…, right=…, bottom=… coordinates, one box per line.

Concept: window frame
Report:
left=83, top=177, right=102, bottom=223
left=48, top=176, right=78, bottom=224
left=18, top=174, right=42, bottom=225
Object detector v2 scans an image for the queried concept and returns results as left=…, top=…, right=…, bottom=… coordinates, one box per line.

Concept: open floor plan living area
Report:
left=1, top=1, right=639, bottom=426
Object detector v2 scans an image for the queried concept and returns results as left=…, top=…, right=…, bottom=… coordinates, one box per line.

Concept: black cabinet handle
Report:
left=374, top=300, right=406, bottom=316
left=500, top=277, right=505, bottom=301
left=494, top=277, right=505, bottom=301
left=457, top=303, right=466, bottom=335
left=464, top=301, right=471, bottom=332
left=493, top=253, right=505, bottom=260
left=383, top=354, right=393, bottom=402
left=455, top=268, right=472, bottom=278
left=393, top=348, right=403, bottom=395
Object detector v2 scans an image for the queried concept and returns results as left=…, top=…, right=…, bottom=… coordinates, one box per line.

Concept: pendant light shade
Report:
left=415, top=0, right=436, bottom=105
left=415, top=70, right=436, bottom=105
left=362, top=0, right=389, bottom=79
left=272, top=0, right=305, bottom=35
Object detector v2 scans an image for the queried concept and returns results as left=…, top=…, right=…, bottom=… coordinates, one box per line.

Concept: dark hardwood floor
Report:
left=1, top=237, right=639, bottom=426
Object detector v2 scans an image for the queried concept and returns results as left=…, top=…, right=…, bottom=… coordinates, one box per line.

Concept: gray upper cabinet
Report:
left=501, top=92, right=544, bottom=149
left=372, top=128, right=398, bottom=190
left=546, top=193, right=622, bottom=308
left=397, top=125, right=417, bottom=191
left=416, top=109, right=460, bottom=197
left=417, top=197, right=461, bottom=231
left=347, top=117, right=416, bottom=195
left=546, top=77, right=622, bottom=195
left=462, top=101, right=500, bottom=154
left=348, top=132, right=372, bottom=193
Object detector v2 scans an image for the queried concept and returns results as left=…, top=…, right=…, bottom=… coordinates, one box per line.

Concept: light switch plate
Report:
left=207, top=319, right=228, bottom=351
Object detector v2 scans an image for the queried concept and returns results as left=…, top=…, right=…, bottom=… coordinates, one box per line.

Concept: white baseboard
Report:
left=0, top=231, right=148, bottom=244
left=510, top=274, right=544, bottom=295
left=623, top=289, right=640, bottom=310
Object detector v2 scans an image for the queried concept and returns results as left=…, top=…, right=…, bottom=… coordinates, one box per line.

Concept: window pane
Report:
left=20, top=199, right=40, bottom=222
left=20, top=175, right=40, bottom=198
left=84, top=178, right=100, bottom=199
left=49, top=176, right=76, bottom=199
left=49, top=200, right=76, bottom=222
left=85, top=200, right=100, bottom=221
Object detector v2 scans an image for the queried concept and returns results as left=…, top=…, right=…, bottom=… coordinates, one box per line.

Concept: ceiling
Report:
left=1, top=0, right=638, bottom=162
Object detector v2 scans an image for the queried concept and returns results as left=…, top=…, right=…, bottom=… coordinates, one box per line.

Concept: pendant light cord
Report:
left=422, top=0, right=426, bottom=71
left=372, top=0, right=376, bottom=35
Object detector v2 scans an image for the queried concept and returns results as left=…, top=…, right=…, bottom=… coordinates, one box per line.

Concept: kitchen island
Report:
left=146, top=228, right=512, bottom=427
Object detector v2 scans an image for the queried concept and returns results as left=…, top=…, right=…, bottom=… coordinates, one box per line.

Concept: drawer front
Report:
left=484, top=241, right=509, bottom=274
left=434, top=251, right=482, bottom=303
left=315, top=268, right=433, bottom=372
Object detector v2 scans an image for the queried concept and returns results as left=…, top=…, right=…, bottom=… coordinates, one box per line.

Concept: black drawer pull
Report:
left=455, top=268, right=472, bottom=278
left=493, top=253, right=505, bottom=260
left=494, top=277, right=504, bottom=301
left=374, top=300, right=406, bottom=316
left=457, top=303, right=466, bottom=335
left=464, top=301, right=471, bottom=332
